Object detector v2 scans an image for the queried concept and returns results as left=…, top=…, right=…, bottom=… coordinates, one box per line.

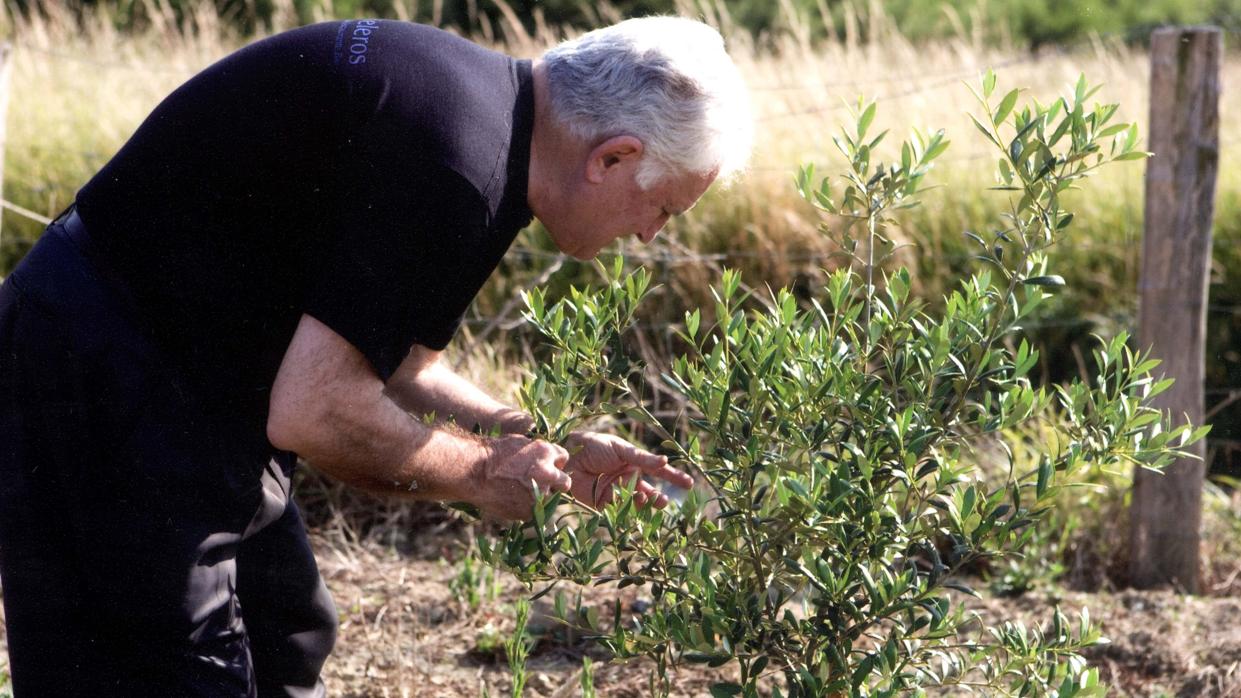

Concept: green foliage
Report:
left=473, top=74, right=1205, bottom=695
left=723, top=0, right=1241, bottom=44
left=506, top=599, right=534, bottom=698
left=581, top=656, right=597, bottom=698
left=451, top=551, right=503, bottom=610
left=967, top=417, right=1122, bottom=595
left=517, top=265, right=655, bottom=445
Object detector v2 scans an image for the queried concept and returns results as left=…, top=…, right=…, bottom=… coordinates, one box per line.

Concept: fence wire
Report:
left=755, top=54, right=1041, bottom=122
left=10, top=26, right=1241, bottom=416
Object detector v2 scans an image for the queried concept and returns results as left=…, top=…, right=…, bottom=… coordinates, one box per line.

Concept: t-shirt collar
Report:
left=500, top=57, right=536, bottom=230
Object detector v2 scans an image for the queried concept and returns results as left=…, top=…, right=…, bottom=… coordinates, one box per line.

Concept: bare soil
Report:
left=312, top=530, right=736, bottom=698
left=0, top=526, right=1237, bottom=697
left=314, top=530, right=1241, bottom=698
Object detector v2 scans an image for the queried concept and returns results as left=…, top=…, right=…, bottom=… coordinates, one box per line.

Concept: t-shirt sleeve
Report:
left=300, top=22, right=520, bottom=381
left=302, top=149, right=491, bottom=381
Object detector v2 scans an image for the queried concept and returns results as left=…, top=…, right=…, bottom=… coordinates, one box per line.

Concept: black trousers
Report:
left=0, top=214, right=337, bottom=696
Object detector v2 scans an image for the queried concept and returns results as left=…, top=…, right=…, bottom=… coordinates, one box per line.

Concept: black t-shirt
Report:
left=75, top=20, right=534, bottom=417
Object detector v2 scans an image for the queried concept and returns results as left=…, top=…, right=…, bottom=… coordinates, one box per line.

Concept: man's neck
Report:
left=527, top=60, right=580, bottom=220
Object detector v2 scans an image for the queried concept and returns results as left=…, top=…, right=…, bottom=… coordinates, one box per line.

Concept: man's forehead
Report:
left=669, top=169, right=718, bottom=212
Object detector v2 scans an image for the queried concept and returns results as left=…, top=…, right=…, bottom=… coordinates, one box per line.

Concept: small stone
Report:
left=528, top=672, right=555, bottom=692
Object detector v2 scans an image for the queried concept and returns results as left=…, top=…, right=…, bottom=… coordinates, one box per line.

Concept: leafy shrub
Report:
left=973, top=417, right=1129, bottom=595
left=484, top=73, right=1201, bottom=696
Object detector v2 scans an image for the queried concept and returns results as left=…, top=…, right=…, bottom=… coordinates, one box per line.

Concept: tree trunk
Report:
left=1129, top=26, right=1221, bottom=593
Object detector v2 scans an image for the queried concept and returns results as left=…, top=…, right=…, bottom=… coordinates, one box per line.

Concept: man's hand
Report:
left=563, top=432, right=694, bottom=509
left=471, top=435, right=573, bottom=521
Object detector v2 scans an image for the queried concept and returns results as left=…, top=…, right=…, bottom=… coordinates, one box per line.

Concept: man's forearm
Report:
left=384, top=353, right=533, bottom=434
left=268, top=320, right=491, bottom=502
left=269, top=316, right=572, bottom=521
left=289, top=384, right=491, bottom=501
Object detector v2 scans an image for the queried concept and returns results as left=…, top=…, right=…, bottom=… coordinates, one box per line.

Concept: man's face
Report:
left=546, top=165, right=718, bottom=260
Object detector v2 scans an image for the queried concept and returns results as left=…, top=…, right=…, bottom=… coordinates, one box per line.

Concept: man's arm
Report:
left=383, top=345, right=534, bottom=435
left=385, top=345, right=695, bottom=509
left=266, top=314, right=570, bottom=520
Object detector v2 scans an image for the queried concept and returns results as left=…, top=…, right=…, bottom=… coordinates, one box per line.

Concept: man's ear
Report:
left=584, top=135, right=644, bottom=184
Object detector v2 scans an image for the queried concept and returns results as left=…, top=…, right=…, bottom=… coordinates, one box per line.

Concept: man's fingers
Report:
left=638, top=459, right=694, bottom=489
left=532, top=462, right=572, bottom=493
left=577, top=472, right=615, bottom=508
left=572, top=468, right=638, bottom=509
left=599, top=462, right=681, bottom=509
left=634, top=480, right=669, bottom=509
left=567, top=470, right=675, bottom=510
left=551, top=443, right=570, bottom=469
left=614, top=441, right=695, bottom=488
left=653, top=464, right=694, bottom=489
left=596, top=470, right=628, bottom=500
left=527, top=440, right=571, bottom=490
left=614, top=440, right=666, bottom=471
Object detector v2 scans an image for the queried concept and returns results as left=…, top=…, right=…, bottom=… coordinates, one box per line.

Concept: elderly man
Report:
left=0, top=14, right=751, bottom=697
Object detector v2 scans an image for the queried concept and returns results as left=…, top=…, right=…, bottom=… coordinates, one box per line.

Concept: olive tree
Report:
left=475, top=73, right=1204, bottom=697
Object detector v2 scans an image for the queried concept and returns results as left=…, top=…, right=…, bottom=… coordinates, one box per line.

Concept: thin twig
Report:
left=1205, top=390, right=1241, bottom=421
left=1, top=198, right=51, bottom=225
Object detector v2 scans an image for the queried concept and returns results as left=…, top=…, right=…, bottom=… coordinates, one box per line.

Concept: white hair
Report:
left=541, top=16, right=753, bottom=190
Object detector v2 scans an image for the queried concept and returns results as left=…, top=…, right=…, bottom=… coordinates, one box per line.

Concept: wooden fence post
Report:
left=1129, top=26, right=1221, bottom=593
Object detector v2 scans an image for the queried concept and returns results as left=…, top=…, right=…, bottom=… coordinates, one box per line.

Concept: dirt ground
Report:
left=313, top=531, right=734, bottom=698
left=313, top=531, right=1241, bottom=698
left=0, top=528, right=1238, bottom=697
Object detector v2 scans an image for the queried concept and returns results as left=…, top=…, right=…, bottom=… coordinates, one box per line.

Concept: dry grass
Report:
left=310, top=534, right=743, bottom=697
left=10, top=0, right=1241, bottom=283
left=9, top=0, right=1241, bottom=345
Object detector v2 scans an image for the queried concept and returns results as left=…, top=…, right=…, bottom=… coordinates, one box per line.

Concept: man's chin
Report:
left=542, top=228, right=596, bottom=260
left=563, top=241, right=602, bottom=261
